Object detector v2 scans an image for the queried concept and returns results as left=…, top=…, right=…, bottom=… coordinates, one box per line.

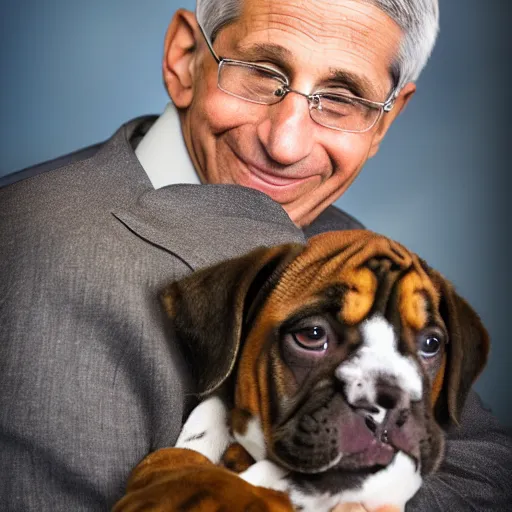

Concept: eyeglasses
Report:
left=197, top=20, right=397, bottom=133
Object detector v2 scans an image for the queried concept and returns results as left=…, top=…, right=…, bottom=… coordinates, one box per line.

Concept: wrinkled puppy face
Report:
left=233, top=232, right=447, bottom=481
left=164, top=230, right=488, bottom=495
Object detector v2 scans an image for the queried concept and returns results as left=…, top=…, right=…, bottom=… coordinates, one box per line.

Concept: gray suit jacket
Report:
left=1, top=117, right=510, bottom=511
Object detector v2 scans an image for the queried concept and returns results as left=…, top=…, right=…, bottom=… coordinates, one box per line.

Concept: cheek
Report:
left=280, top=338, right=327, bottom=386
left=193, top=75, right=260, bottom=134
left=324, top=133, right=374, bottom=181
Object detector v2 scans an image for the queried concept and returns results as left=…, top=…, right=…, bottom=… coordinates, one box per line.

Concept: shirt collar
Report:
left=135, top=102, right=201, bottom=189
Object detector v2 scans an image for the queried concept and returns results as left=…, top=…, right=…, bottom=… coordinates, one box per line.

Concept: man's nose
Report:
left=256, top=92, right=316, bottom=166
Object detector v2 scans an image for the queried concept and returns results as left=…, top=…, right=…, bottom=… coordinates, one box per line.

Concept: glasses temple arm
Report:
left=196, top=17, right=222, bottom=64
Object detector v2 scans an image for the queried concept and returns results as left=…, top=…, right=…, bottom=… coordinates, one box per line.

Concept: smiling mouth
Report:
left=245, top=162, right=308, bottom=187
left=232, top=148, right=318, bottom=189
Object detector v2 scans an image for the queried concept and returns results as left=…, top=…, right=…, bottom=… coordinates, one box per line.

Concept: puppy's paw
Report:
left=240, top=459, right=291, bottom=492
left=175, top=395, right=232, bottom=463
left=113, top=448, right=295, bottom=512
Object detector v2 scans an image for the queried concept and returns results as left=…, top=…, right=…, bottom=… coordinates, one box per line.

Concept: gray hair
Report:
left=196, top=0, right=439, bottom=92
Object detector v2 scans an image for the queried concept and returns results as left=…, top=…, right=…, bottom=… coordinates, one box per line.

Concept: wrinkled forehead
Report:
left=264, top=232, right=440, bottom=332
left=215, top=0, right=403, bottom=99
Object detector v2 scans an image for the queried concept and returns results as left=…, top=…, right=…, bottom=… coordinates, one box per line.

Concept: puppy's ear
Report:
left=160, top=244, right=304, bottom=396
left=426, top=266, right=490, bottom=425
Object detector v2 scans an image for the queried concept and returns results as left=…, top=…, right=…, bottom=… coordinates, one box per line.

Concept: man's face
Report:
left=167, top=0, right=411, bottom=226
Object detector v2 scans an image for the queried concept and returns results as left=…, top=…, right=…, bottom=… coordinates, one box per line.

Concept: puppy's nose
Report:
left=375, top=380, right=402, bottom=411
left=350, top=378, right=411, bottom=437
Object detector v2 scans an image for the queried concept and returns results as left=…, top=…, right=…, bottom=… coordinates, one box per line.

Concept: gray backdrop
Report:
left=1, top=0, right=510, bottom=426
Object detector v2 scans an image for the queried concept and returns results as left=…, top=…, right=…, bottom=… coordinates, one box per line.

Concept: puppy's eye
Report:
left=292, top=326, right=328, bottom=351
left=418, top=332, right=442, bottom=358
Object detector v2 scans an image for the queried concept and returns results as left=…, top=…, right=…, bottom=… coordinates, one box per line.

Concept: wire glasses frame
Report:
left=196, top=20, right=398, bottom=133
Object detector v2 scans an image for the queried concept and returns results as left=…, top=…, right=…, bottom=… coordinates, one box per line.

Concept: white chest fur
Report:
left=176, top=395, right=421, bottom=512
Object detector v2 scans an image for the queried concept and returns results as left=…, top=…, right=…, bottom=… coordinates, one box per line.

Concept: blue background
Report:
left=1, top=1, right=510, bottom=425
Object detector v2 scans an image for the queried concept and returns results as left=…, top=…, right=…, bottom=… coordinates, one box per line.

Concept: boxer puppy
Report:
left=114, top=230, right=489, bottom=512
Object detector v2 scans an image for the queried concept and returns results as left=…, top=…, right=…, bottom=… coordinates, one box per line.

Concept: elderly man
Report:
left=0, top=1, right=510, bottom=511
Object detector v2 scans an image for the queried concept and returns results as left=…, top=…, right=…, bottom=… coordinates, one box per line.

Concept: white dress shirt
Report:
left=135, top=103, right=200, bottom=189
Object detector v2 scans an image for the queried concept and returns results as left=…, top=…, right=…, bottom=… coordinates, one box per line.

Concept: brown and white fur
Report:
left=116, top=230, right=489, bottom=512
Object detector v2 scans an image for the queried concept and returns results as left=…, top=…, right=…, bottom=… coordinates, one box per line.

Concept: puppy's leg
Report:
left=239, top=459, right=291, bottom=492
left=240, top=462, right=340, bottom=512
left=175, top=395, right=233, bottom=463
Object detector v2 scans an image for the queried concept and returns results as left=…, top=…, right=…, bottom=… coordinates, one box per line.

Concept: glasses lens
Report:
left=310, top=93, right=381, bottom=132
left=218, top=61, right=287, bottom=105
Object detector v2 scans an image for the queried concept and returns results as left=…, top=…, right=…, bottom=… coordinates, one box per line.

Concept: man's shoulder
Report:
left=0, top=116, right=159, bottom=244
left=0, top=143, right=104, bottom=188
left=303, top=205, right=365, bottom=238
left=0, top=115, right=158, bottom=189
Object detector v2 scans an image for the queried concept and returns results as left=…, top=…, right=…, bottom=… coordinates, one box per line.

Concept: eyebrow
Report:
left=233, top=42, right=294, bottom=64
left=232, top=42, right=380, bottom=100
left=326, top=69, right=379, bottom=100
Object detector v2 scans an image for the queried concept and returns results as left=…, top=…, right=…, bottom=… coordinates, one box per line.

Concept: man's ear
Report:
left=162, top=9, right=200, bottom=108
left=368, top=82, right=416, bottom=158
left=160, top=244, right=304, bottom=396
left=424, top=265, right=490, bottom=425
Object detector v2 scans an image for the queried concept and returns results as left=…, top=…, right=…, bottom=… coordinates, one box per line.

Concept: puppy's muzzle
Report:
left=270, top=367, right=428, bottom=475
left=339, top=372, right=424, bottom=467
